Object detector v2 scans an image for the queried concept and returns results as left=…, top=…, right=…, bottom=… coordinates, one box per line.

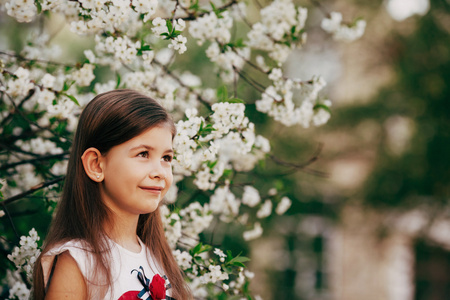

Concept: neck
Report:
left=105, top=213, right=141, bottom=253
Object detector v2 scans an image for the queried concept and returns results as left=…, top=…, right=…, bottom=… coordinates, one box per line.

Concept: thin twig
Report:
left=233, top=69, right=238, bottom=98
left=0, top=152, right=69, bottom=171
left=2, top=176, right=65, bottom=206
left=172, top=0, right=180, bottom=25
left=153, top=60, right=212, bottom=111
left=178, top=0, right=239, bottom=21
left=308, top=0, right=330, bottom=17
left=269, top=143, right=323, bottom=169
left=0, top=142, right=41, bottom=157
left=233, top=67, right=266, bottom=93
left=2, top=91, right=71, bottom=143
left=253, top=0, right=263, bottom=10
left=0, top=51, right=76, bottom=68
left=0, top=204, right=20, bottom=241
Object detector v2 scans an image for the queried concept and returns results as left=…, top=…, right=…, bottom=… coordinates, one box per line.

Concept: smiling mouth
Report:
left=140, top=186, right=163, bottom=193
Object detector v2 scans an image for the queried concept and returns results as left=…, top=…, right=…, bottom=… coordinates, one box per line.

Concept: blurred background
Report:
left=245, top=0, right=450, bottom=299
left=1, top=0, right=449, bottom=299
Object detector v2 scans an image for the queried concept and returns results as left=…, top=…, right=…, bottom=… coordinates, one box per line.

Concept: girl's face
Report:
left=99, top=124, right=174, bottom=218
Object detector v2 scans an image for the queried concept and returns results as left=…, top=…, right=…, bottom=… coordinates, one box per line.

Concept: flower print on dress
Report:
left=119, top=266, right=175, bottom=300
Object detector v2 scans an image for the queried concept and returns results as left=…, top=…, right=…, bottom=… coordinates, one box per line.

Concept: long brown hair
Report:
left=33, top=89, right=191, bottom=299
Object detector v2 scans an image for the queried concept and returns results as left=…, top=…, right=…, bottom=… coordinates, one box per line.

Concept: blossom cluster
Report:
left=321, top=12, right=367, bottom=42
left=247, top=0, right=308, bottom=63
left=173, top=103, right=270, bottom=191
left=172, top=242, right=255, bottom=297
left=256, top=68, right=332, bottom=127
left=7, top=229, right=41, bottom=283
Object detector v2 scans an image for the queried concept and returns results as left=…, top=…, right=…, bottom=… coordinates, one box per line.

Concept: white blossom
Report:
left=173, top=249, right=193, bottom=270
left=242, top=186, right=261, bottom=207
left=5, top=0, right=37, bottom=23
left=256, top=200, right=272, bottom=218
left=8, top=228, right=41, bottom=283
left=8, top=281, right=30, bottom=300
left=243, top=222, right=263, bottom=241
left=168, top=35, right=187, bottom=54
left=161, top=205, right=182, bottom=248
left=152, top=17, right=168, bottom=35
left=6, top=67, right=34, bottom=97
left=214, top=248, right=227, bottom=258
left=189, top=11, right=233, bottom=45
left=71, top=64, right=95, bottom=87
left=199, top=264, right=229, bottom=284
left=321, top=12, right=366, bottom=42
left=276, top=196, right=292, bottom=215
left=41, top=73, right=56, bottom=89
left=178, top=202, right=213, bottom=247
left=210, top=185, right=240, bottom=222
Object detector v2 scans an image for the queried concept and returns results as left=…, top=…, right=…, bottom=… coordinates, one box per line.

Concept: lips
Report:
left=140, top=186, right=164, bottom=192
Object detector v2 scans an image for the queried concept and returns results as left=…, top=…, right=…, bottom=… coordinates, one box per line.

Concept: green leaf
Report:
left=210, top=1, right=217, bottom=12
left=221, top=169, right=233, bottom=179
left=189, top=242, right=212, bottom=256
left=193, top=256, right=204, bottom=265
left=210, top=1, right=224, bottom=18
left=217, top=85, right=228, bottom=102
left=226, top=98, right=245, bottom=104
left=140, top=45, right=152, bottom=52
left=232, top=256, right=250, bottom=263
left=200, top=123, right=215, bottom=135
left=35, top=0, right=42, bottom=14
left=313, top=103, right=331, bottom=113
left=228, top=255, right=250, bottom=268
left=190, top=242, right=202, bottom=256
left=291, top=25, right=297, bottom=35
left=207, top=160, right=218, bottom=169
left=62, top=80, right=75, bottom=92
left=166, top=19, right=173, bottom=34
left=275, top=180, right=284, bottom=190
left=199, top=244, right=212, bottom=254
left=189, top=0, right=199, bottom=10
left=62, top=93, right=80, bottom=106
left=235, top=38, right=246, bottom=48
left=116, top=73, right=121, bottom=89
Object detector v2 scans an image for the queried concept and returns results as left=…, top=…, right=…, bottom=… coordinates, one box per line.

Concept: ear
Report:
left=81, top=147, right=104, bottom=182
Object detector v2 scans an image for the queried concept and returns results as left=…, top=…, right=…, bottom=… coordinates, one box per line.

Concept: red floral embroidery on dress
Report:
left=118, top=290, right=140, bottom=300
left=149, top=274, right=166, bottom=300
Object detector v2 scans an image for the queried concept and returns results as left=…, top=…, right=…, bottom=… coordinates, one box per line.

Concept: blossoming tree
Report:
left=0, top=0, right=365, bottom=298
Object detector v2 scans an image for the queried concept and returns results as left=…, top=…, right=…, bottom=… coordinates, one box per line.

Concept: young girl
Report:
left=33, top=89, right=192, bottom=300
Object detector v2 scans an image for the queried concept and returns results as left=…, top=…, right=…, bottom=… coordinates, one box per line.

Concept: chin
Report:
left=141, top=203, right=161, bottom=214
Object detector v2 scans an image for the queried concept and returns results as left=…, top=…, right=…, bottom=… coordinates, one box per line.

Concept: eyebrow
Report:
left=130, top=144, right=174, bottom=154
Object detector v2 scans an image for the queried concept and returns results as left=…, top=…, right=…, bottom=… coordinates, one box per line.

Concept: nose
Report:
left=148, top=159, right=165, bottom=180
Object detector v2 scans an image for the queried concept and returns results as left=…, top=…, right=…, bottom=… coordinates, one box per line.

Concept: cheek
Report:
left=165, top=169, right=174, bottom=188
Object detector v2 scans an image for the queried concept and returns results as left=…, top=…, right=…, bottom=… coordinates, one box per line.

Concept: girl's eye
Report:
left=162, top=155, right=173, bottom=162
left=137, top=151, right=149, bottom=158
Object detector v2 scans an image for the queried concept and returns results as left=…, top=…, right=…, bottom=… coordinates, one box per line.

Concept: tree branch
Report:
left=153, top=60, right=213, bottom=111
left=308, top=0, right=330, bottom=17
left=0, top=152, right=69, bottom=171
left=0, top=51, right=76, bottom=68
left=269, top=143, right=323, bottom=169
left=2, top=176, right=65, bottom=206
left=2, top=91, right=71, bottom=143
left=1, top=204, right=20, bottom=241
left=233, top=67, right=266, bottom=93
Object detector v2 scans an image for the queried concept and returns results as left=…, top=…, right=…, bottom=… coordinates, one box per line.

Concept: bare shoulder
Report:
left=45, top=251, right=87, bottom=299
